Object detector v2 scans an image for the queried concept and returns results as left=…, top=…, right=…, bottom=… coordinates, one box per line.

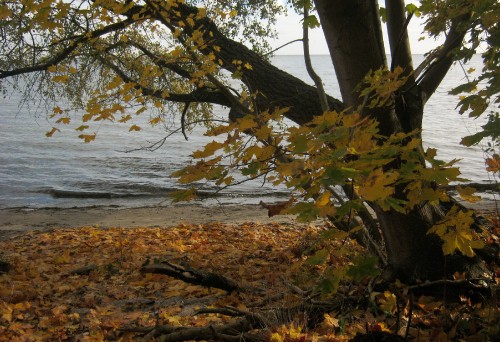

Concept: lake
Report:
left=0, top=55, right=493, bottom=209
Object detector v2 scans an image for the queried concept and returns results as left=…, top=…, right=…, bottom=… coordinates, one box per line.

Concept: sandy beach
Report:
left=1, top=197, right=497, bottom=241
left=0, top=204, right=300, bottom=238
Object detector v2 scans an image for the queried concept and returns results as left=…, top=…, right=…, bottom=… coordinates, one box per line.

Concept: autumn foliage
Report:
left=1, top=222, right=498, bottom=341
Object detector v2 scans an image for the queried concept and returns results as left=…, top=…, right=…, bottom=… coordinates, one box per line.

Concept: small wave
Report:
left=37, top=187, right=292, bottom=200
left=39, top=189, right=164, bottom=199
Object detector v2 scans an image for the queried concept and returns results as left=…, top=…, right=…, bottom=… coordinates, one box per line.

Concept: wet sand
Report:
left=0, top=204, right=298, bottom=238
left=1, top=198, right=497, bottom=240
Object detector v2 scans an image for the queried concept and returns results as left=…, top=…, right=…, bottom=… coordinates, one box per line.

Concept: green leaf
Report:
left=449, top=81, right=478, bottom=95
left=346, top=256, right=380, bottom=281
left=317, top=270, right=344, bottom=295
left=285, top=202, right=319, bottom=222
left=379, top=7, right=387, bottom=23
left=322, top=167, right=360, bottom=185
left=405, top=4, right=421, bottom=17
left=307, top=248, right=328, bottom=265
left=460, top=132, right=487, bottom=146
left=241, top=162, right=260, bottom=176
left=290, top=134, right=309, bottom=154
left=171, top=188, right=198, bottom=202
left=303, top=15, right=320, bottom=28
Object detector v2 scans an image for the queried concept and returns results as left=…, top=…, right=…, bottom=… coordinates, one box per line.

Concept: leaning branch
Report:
left=417, top=16, right=470, bottom=104
left=303, top=7, right=329, bottom=113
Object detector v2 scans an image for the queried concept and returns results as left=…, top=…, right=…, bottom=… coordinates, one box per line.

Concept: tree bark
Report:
left=147, top=1, right=344, bottom=125
left=314, top=0, right=484, bottom=282
left=314, top=0, right=401, bottom=137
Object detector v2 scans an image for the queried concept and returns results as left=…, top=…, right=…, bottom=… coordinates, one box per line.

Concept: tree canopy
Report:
left=0, top=0, right=499, bottom=281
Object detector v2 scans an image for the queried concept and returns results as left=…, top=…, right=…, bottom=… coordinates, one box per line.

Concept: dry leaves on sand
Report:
left=0, top=222, right=498, bottom=341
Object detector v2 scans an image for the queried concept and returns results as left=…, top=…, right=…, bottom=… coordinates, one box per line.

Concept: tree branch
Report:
left=385, top=0, right=415, bottom=75
left=141, top=261, right=246, bottom=293
left=97, top=55, right=231, bottom=106
left=149, top=0, right=344, bottom=125
left=0, top=18, right=136, bottom=79
left=417, top=17, right=470, bottom=104
left=303, top=7, right=329, bottom=113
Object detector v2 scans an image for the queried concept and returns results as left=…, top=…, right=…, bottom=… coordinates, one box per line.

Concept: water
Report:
left=0, top=55, right=493, bottom=209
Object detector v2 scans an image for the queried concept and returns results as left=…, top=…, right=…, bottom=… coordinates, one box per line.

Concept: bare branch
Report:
left=181, top=102, right=190, bottom=141
left=417, top=17, right=470, bottom=104
left=262, top=38, right=303, bottom=57
left=385, top=0, right=415, bottom=75
left=303, top=7, right=329, bottom=113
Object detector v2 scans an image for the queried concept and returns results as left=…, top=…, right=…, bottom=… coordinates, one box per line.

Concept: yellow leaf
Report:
left=150, top=117, right=163, bottom=125
left=321, top=313, right=339, bottom=329
left=0, top=5, right=13, bottom=20
left=75, top=125, right=89, bottom=132
left=119, top=115, right=132, bottom=123
left=358, top=169, right=398, bottom=202
left=52, top=74, right=68, bottom=83
left=192, top=140, right=224, bottom=159
left=78, top=133, right=96, bottom=143
left=456, top=186, right=481, bottom=203
left=1, top=303, right=13, bottom=322
left=243, top=62, right=253, bottom=70
left=56, top=117, right=70, bottom=124
left=270, top=333, right=284, bottom=342
left=186, top=17, right=195, bottom=27
left=46, top=127, right=60, bottom=137
left=53, top=106, right=64, bottom=115
left=378, top=291, right=397, bottom=313
left=229, top=9, right=238, bottom=17
left=237, top=117, right=257, bottom=131
left=316, top=192, right=330, bottom=207
left=129, top=125, right=141, bottom=132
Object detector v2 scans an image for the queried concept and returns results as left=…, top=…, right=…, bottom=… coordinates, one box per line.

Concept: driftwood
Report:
left=443, top=182, right=500, bottom=193
left=132, top=259, right=495, bottom=341
left=134, top=260, right=352, bottom=341
left=121, top=301, right=345, bottom=341
left=141, top=261, right=244, bottom=293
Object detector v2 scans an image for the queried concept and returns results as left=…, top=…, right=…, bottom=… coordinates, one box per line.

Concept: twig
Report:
left=407, top=278, right=490, bottom=291
left=181, top=102, right=190, bottom=141
left=405, top=291, right=413, bottom=340
left=262, top=39, right=303, bottom=57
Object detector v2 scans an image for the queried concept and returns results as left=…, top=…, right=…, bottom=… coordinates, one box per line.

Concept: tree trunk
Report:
left=168, top=2, right=344, bottom=125
left=314, top=0, right=484, bottom=282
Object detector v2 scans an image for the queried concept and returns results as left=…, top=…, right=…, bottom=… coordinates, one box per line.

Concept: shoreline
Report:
left=0, top=203, right=299, bottom=236
left=1, top=198, right=498, bottom=240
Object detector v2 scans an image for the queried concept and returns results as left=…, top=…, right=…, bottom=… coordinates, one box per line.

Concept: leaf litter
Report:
left=0, top=221, right=498, bottom=341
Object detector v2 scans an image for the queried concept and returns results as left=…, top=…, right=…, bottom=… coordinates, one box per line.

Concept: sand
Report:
left=1, top=198, right=497, bottom=241
left=0, top=204, right=299, bottom=238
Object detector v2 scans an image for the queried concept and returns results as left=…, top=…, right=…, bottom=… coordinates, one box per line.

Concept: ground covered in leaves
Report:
left=0, top=222, right=498, bottom=341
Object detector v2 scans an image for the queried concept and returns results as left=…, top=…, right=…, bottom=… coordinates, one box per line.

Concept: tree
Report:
left=0, top=0, right=498, bottom=283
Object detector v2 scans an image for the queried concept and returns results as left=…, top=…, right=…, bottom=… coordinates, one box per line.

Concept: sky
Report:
left=270, top=6, right=443, bottom=55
